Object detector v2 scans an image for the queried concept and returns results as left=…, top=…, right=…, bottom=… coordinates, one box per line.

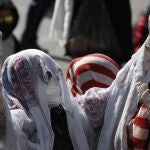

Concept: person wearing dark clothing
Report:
left=65, top=0, right=122, bottom=65
left=50, top=0, right=133, bottom=65
left=21, top=0, right=51, bottom=50
left=105, top=0, right=133, bottom=63
left=51, top=105, right=74, bottom=150
left=0, top=0, right=20, bottom=63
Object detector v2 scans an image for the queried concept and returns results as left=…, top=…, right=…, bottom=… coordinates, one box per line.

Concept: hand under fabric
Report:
left=138, top=83, right=150, bottom=111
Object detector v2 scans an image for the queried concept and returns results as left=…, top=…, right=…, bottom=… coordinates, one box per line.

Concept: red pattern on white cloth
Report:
left=127, top=104, right=150, bottom=150
left=66, top=53, right=120, bottom=96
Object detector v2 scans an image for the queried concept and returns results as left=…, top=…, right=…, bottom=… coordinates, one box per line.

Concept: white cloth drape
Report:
left=1, top=49, right=90, bottom=150
left=49, top=0, right=74, bottom=47
left=97, top=36, right=150, bottom=150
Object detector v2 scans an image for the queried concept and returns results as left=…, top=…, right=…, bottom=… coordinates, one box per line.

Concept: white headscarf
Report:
left=1, top=49, right=90, bottom=150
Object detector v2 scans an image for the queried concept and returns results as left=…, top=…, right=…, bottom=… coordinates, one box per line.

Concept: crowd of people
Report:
left=0, top=0, right=142, bottom=65
left=0, top=0, right=150, bottom=150
left=0, top=0, right=149, bottom=65
left=0, top=35, right=150, bottom=149
left=49, top=0, right=133, bottom=65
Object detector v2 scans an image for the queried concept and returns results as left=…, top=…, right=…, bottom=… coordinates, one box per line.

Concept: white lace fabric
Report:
left=1, top=49, right=90, bottom=150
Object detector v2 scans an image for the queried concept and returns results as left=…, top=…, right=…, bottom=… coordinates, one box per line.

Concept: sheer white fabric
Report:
left=1, top=49, right=90, bottom=150
left=77, top=87, right=110, bottom=150
left=97, top=36, right=150, bottom=150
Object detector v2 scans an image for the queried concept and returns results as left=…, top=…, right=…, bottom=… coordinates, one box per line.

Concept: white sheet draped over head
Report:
left=1, top=49, right=90, bottom=150
left=97, top=25, right=150, bottom=149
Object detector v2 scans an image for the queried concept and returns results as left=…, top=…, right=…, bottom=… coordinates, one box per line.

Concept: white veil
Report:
left=97, top=19, right=150, bottom=149
left=1, top=49, right=90, bottom=150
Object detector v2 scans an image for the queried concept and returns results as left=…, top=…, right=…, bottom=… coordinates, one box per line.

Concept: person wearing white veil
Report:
left=0, top=49, right=92, bottom=150
left=92, top=15, right=150, bottom=149
left=0, top=49, right=113, bottom=150
left=2, top=30, right=150, bottom=150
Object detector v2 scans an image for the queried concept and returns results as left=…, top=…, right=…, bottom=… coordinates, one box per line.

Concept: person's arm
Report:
left=76, top=88, right=108, bottom=149
left=127, top=83, right=150, bottom=149
left=128, top=104, right=150, bottom=149
left=77, top=88, right=108, bottom=129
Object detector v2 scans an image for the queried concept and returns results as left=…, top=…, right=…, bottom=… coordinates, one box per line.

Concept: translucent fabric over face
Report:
left=1, top=49, right=90, bottom=150
left=37, top=76, right=61, bottom=108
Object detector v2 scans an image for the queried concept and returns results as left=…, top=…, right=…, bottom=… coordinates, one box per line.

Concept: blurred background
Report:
left=1, top=0, right=150, bottom=73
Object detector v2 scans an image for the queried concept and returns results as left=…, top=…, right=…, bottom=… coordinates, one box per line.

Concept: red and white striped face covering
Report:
left=66, top=53, right=120, bottom=96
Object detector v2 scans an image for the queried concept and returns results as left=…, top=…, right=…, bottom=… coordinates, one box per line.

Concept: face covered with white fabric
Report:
left=37, top=72, right=61, bottom=108
left=2, top=52, right=61, bottom=111
left=35, top=55, right=61, bottom=108
left=1, top=50, right=70, bottom=150
left=1, top=50, right=91, bottom=150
